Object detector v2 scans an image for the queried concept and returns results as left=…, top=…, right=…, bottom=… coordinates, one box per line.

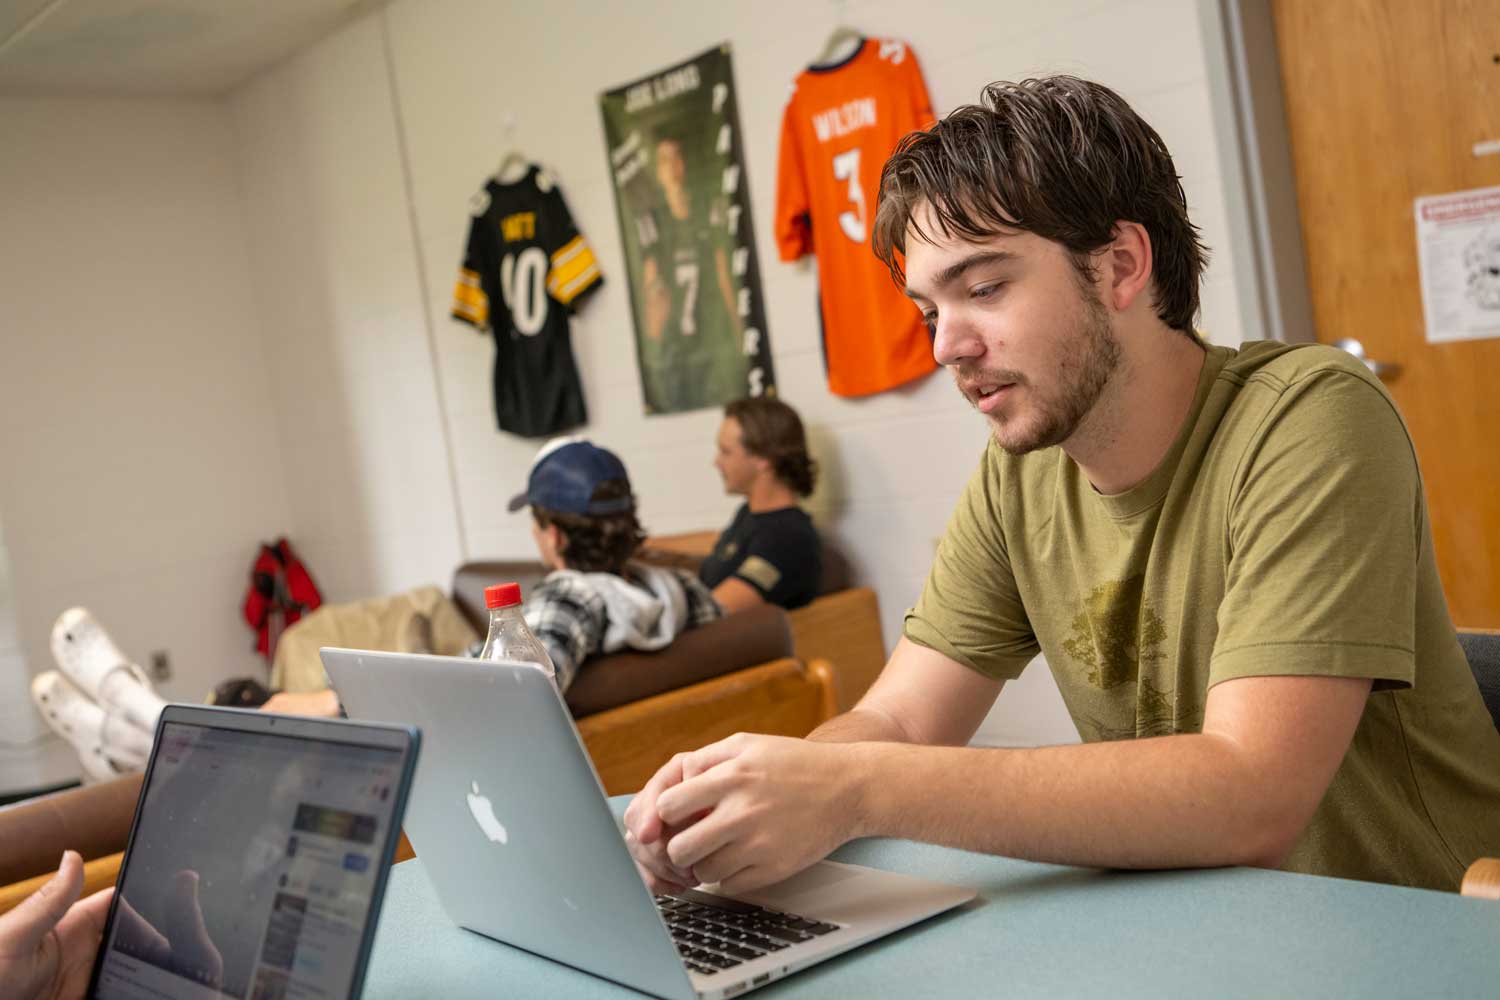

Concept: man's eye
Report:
left=922, top=311, right=937, bottom=331
left=971, top=282, right=1003, bottom=300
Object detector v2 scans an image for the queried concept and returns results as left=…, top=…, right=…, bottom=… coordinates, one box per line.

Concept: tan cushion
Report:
left=272, top=586, right=480, bottom=691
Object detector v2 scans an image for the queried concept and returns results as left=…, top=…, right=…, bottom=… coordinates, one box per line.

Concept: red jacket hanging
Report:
left=242, top=538, right=323, bottom=660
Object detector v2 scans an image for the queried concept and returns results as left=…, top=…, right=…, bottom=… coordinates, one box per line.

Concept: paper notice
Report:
left=1414, top=185, right=1500, bottom=344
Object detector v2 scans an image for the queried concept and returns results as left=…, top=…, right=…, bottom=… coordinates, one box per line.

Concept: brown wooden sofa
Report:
left=454, top=529, right=888, bottom=712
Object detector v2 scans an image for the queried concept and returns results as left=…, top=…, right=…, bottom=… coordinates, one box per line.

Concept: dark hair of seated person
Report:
left=531, top=479, right=646, bottom=575
left=723, top=396, right=818, bottom=497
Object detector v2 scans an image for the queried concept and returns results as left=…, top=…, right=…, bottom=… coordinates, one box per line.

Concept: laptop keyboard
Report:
left=655, top=889, right=840, bottom=976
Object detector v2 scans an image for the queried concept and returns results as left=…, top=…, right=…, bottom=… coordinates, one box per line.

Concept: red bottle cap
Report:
left=484, top=582, right=522, bottom=609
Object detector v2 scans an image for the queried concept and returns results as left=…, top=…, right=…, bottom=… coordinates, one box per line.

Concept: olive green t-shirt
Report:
left=905, top=341, right=1500, bottom=890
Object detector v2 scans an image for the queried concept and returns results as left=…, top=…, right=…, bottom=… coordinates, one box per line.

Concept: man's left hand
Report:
left=652, top=734, right=865, bottom=894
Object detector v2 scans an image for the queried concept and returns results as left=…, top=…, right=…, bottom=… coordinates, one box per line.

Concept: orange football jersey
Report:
left=776, top=37, right=937, bottom=397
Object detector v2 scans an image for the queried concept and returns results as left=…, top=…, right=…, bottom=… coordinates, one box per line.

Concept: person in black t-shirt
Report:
left=699, top=398, right=822, bottom=612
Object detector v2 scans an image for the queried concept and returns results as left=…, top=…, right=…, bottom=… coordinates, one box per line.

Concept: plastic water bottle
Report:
left=478, top=582, right=556, bottom=683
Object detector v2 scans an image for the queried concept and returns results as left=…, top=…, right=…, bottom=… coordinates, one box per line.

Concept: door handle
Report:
left=1331, top=338, right=1401, bottom=380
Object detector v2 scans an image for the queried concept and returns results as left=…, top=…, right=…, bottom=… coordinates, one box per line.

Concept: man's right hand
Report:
left=623, top=753, right=705, bottom=894
left=622, top=640, right=1004, bottom=893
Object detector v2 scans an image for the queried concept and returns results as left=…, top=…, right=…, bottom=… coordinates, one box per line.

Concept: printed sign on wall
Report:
left=1415, top=185, right=1500, bottom=344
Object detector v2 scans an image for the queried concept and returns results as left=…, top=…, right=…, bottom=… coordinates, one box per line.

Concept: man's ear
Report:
left=1102, top=221, right=1154, bottom=314
left=752, top=453, right=773, bottom=479
left=547, top=523, right=568, bottom=554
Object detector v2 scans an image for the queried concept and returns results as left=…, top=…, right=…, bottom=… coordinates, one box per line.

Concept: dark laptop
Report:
left=85, top=704, right=419, bottom=1000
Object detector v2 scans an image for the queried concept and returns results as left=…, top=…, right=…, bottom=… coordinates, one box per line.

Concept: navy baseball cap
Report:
left=506, top=437, right=635, bottom=516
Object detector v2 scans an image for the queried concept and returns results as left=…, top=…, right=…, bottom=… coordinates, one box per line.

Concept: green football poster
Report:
left=600, top=44, right=776, bottom=414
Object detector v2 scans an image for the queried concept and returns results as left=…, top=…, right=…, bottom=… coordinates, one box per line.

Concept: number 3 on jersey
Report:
left=832, top=149, right=866, bottom=243
left=500, top=247, right=548, bottom=336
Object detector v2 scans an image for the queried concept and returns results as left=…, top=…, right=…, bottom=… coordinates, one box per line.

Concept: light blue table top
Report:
left=362, top=799, right=1500, bottom=998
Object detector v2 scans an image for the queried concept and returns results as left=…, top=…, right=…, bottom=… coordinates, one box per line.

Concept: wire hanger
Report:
left=814, top=25, right=863, bottom=65
left=495, top=111, right=528, bottom=183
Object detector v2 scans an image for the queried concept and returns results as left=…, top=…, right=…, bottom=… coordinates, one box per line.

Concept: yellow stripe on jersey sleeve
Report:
left=451, top=269, right=489, bottom=327
left=547, top=239, right=601, bottom=305
left=551, top=236, right=586, bottom=268
left=555, top=263, right=600, bottom=305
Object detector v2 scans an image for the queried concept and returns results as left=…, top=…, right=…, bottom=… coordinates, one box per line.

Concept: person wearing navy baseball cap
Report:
left=507, top=436, right=636, bottom=516
left=503, top=437, right=723, bottom=690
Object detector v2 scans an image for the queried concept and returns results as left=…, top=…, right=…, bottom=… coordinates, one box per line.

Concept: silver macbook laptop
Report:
left=85, top=704, right=420, bottom=1000
left=322, top=647, right=974, bottom=1000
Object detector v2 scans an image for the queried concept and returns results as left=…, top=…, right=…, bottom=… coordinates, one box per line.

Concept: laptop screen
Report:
left=91, top=717, right=407, bottom=1000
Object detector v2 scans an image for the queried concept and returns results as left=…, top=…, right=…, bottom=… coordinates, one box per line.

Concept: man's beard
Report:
left=956, top=293, right=1121, bottom=455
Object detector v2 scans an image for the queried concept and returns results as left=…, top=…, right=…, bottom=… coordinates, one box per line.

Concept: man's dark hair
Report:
left=532, top=479, right=645, bottom=574
left=872, top=75, right=1209, bottom=333
left=725, top=397, right=817, bottom=497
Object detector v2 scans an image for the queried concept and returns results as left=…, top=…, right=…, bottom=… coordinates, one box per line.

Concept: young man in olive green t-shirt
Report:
left=621, top=76, right=1500, bottom=894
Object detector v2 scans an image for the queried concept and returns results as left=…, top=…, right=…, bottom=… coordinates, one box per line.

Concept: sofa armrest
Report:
left=636, top=531, right=719, bottom=574
left=0, top=774, right=143, bottom=888
left=642, top=530, right=719, bottom=558
left=787, top=587, right=885, bottom=711
left=0, top=850, right=124, bottom=916
left=577, top=656, right=838, bottom=795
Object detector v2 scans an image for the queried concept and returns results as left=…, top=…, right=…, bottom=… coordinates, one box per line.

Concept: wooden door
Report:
left=1272, top=0, right=1500, bottom=628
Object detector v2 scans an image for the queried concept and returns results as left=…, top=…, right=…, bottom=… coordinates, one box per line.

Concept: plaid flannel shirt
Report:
left=483, top=565, right=721, bottom=690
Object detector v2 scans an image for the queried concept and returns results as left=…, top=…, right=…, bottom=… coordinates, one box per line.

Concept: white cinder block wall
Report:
left=231, top=19, right=465, bottom=605
left=0, top=99, right=294, bottom=786
left=229, top=0, right=1249, bottom=748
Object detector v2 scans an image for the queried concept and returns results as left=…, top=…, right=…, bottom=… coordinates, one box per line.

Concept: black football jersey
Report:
left=452, top=165, right=603, bottom=437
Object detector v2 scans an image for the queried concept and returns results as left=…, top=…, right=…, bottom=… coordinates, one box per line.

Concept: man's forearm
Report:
left=845, top=734, right=1298, bottom=871
left=806, top=706, right=915, bottom=744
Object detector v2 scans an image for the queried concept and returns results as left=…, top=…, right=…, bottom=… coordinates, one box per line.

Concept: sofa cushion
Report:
left=564, top=602, right=793, bottom=717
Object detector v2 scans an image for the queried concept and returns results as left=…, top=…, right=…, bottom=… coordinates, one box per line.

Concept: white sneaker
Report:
left=51, top=607, right=165, bottom=732
left=100, top=709, right=154, bottom=767
left=30, top=670, right=122, bottom=782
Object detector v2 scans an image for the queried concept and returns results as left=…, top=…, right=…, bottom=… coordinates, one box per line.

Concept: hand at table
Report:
left=624, top=753, right=704, bottom=894
left=626, top=734, right=865, bottom=895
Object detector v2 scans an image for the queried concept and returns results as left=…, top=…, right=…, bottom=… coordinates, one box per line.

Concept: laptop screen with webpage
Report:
left=89, top=709, right=415, bottom=1000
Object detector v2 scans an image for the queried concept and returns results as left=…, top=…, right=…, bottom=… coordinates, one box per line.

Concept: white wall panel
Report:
left=0, top=97, right=293, bottom=787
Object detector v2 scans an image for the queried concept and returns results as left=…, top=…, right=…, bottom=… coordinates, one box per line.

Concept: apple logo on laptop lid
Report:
left=466, top=781, right=509, bottom=845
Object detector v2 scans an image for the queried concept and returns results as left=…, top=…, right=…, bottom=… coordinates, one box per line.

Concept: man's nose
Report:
left=932, top=313, right=983, bottom=368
